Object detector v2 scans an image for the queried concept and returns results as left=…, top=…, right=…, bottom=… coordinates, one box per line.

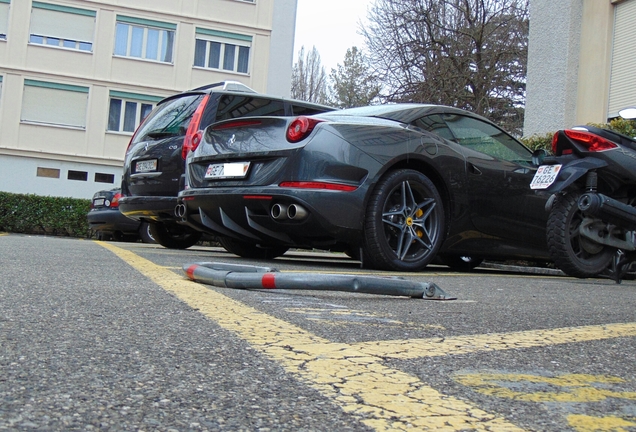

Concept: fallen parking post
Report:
left=182, top=262, right=456, bottom=300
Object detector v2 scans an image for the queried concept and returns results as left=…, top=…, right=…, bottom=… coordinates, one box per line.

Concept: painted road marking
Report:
left=99, top=242, right=524, bottom=431
left=99, top=242, right=636, bottom=431
left=351, top=323, right=636, bottom=359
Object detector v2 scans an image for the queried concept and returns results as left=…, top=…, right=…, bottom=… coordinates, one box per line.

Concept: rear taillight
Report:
left=286, top=116, right=323, bottom=143
left=563, top=129, right=618, bottom=152
left=182, top=94, right=210, bottom=160
left=111, top=193, right=122, bottom=208
left=551, top=132, right=559, bottom=154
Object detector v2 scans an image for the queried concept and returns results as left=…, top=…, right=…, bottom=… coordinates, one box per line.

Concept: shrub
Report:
left=0, top=192, right=90, bottom=238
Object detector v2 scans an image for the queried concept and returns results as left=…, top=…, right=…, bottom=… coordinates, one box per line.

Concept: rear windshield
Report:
left=132, top=94, right=205, bottom=143
left=215, top=95, right=286, bottom=121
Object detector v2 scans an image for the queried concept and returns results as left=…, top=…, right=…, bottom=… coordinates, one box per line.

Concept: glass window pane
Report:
left=63, top=40, right=76, bottom=49
left=130, top=26, right=144, bottom=58
left=223, top=44, right=235, bottom=71
left=79, top=42, right=92, bottom=51
left=237, top=46, right=249, bottom=73
left=123, top=101, right=137, bottom=132
left=194, top=39, right=206, bottom=67
left=140, top=104, right=153, bottom=124
left=46, top=37, right=60, bottom=46
left=108, top=99, right=122, bottom=131
left=208, top=42, right=221, bottom=69
left=30, top=35, right=44, bottom=44
left=146, top=28, right=159, bottom=60
left=160, top=30, right=174, bottom=62
left=114, top=23, right=129, bottom=56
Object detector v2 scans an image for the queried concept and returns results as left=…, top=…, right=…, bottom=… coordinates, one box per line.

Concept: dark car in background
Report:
left=179, top=104, right=552, bottom=272
left=87, top=188, right=154, bottom=243
left=119, top=81, right=335, bottom=249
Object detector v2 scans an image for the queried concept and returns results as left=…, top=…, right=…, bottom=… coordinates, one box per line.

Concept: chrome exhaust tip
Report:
left=271, top=203, right=289, bottom=220
left=287, top=204, right=308, bottom=220
left=175, top=203, right=187, bottom=219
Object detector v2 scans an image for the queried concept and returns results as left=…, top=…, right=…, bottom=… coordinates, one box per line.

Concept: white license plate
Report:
left=135, top=159, right=158, bottom=173
left=93, top=198, right=105, bottom=206
left=530, top=164, right=562, bottom=190
left=205, top=162, right=251, bottom=179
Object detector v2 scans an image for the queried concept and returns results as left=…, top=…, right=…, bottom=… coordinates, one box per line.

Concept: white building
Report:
left=0, top=0, right=297, bottom=198
left=524, top=0, right=636, bottom=136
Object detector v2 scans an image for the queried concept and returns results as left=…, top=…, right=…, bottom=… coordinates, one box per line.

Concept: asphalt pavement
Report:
left=1, top=234, right=636, bottom=431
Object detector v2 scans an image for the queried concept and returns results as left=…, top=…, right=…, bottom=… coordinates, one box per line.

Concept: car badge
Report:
left=228, top=134, right=236, bottom=145
left=144, top=143, right=149, bottom=152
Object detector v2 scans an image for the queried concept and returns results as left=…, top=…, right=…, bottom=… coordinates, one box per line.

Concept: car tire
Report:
left=547, top=191, right=614, bottom=277
left=139, top=222, right=156, bottom=244
left=363, top=169, right=445, bottom=271
left=218, top=237, right=289, bottom=260
left=438, top=255, right=483, bottom=271
left=149, top=222, right=202, bottom=249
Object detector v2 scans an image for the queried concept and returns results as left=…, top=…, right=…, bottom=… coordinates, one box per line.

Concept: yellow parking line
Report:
left=351, top=322, right=636, bottom=359
left=98, top=241, right=524, bottom=431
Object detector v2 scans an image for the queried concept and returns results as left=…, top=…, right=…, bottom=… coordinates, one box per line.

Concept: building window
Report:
left=107, top=91, right=162, bottom=133
left=21, top=80, right=89, bottom=128
left=194, top=28, right=252, bottom=74
left=0, top=0, right=9, bottom=41
left=29, top=2, right=95, bottom=52
left=68, top=170, right=88, bottom=181
left=114, top=16, right=175, bottom=63
left=95, top=173, right=115, bottom=184
left=37, top=167, right=60, bottom=178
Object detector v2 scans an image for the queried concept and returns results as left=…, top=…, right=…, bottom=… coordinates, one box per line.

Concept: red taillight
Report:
left=563, top=129, right=618, bottom=152
left=278, top=181, right=357, bottom=192
left=286, top=116, right=323, bottom=143
left=111, top=193, right=122, bottom=208
left=182, top=94, right=210, bottom=160
left=551, top=132, right=559, bottom=154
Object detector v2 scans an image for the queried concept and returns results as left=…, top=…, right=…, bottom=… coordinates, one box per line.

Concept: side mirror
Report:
left=618, top=106, right=636, bottom=120
left=532, top=148, right=547, bottom=166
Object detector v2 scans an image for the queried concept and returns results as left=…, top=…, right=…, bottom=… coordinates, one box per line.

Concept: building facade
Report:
left=524, top=0, right=636, bottom=136
left=0, top=0, right=297, bottom=198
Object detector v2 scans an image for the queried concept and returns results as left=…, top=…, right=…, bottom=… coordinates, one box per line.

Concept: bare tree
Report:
left=329, top=47, right=381, bottom=108
left=362, top=0, right=528, bottom=135
left=291, top=46, right=328, bottom=104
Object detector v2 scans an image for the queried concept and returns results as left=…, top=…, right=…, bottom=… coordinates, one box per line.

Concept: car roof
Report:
left=157, top=81, right=335, bottom=111
left=319, top=103, right=489, bottom=124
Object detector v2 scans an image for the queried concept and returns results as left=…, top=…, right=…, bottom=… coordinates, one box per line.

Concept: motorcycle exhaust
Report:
left=287, top=204, right=308, bottom=220
left=578, top=193, right=636, bottom=231
left=270, top=203, right=288, bottom=220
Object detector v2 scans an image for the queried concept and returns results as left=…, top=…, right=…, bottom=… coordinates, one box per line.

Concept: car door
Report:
left=440, top=114, right=546, bottom=247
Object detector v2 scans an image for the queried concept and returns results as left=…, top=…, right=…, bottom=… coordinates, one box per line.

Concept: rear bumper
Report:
left=87, top=209, right=140, bottom=234
left=119, top=196, right=179, bottom=222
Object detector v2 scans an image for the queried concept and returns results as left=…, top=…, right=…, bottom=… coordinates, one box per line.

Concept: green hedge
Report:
left=0, top=192, right=91, bottom=238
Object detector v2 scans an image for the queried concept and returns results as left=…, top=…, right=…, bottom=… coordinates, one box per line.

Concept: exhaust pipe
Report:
left=175, top=203, right=187, bottom=219
left=270, top=203, right=288, bottom=220
left=287, top=204, right=308, bottom=220
left=578, top=192, right=636, bottom=231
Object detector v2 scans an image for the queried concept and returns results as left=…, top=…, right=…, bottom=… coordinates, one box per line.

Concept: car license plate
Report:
left=205, top=162, right=251, bottom=179
left=135, top=159, right=158, bottom=173
left=530, top=164, right=562, bottom=190
left=93, top=198, right=105, bottom=206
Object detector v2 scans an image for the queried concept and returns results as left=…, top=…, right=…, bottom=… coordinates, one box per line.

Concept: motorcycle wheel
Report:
left=547, top=192, right=614, bottom=278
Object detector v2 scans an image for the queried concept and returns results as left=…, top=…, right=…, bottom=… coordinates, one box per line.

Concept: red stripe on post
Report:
left=186, top=265, right=198, bottom=280
left=261, top=273, right=277, bottom=289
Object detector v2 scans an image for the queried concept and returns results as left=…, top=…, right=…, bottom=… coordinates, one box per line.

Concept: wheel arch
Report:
left=363, top=155, right=453, bottom=239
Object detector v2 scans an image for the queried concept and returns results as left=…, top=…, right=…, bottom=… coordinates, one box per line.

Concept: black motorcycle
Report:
left=531, top=124, right=636, bottom=281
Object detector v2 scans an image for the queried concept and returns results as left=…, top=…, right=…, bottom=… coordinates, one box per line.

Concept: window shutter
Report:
left=0, top=2, right=9, bottom=36
left=30, top=6, right=96, bottom=43
left=22, top=81, right=89, bottom=128
left=608, top=0, right=636, bottom=116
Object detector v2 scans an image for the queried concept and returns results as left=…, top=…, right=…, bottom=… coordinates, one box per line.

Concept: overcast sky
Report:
left=293, top=0, right=373, bottom=73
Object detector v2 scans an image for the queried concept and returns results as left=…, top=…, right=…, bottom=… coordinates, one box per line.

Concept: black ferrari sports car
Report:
left=179, top=104, right=551, bottom=271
